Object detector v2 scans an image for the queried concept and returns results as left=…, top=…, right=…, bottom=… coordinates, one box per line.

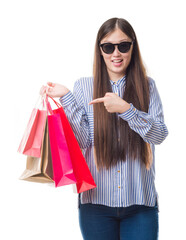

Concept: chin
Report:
left=112, top=68, right=126, bottom=75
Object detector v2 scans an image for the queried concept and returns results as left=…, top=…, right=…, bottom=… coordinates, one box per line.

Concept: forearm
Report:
left=118, top=104, right=168, bottom=145
left=59, top=91, right=91, bottom=149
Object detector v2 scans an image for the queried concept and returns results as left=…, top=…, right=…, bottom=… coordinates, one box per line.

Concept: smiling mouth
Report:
left=112, top=59, right=123, bottom=63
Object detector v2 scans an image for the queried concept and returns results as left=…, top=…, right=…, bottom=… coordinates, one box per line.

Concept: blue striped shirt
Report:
left=59, top=75, right=168, bottom=207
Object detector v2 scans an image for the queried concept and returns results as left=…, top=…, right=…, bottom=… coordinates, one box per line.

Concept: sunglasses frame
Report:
left=99, top=41, right=134, bottom=54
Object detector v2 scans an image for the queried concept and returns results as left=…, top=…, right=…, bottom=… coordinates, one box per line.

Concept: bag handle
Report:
left=48, top=96, right=62, bottom=108
left=33, top=94, right=47, bottom=110
left=45, top=95, right=53, bottom=115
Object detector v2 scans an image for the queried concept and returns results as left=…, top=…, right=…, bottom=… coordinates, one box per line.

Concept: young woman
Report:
left=40, top=17, right=168, bottom=240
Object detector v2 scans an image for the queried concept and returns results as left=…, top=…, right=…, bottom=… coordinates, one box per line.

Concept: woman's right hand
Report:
left=40, top=82, right=70, bottom=98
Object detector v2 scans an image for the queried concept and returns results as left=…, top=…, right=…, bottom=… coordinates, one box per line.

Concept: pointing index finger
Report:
left=89, top=97, right=106, bottom=105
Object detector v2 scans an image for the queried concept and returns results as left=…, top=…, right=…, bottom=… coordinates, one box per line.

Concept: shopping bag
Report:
left=18, top=97, right=47, bottom=158
left=46, top=97, right=77, bottom=187
left=20, top=119, right=54, bottom=183
left=48, top=97, right=96, bottom=193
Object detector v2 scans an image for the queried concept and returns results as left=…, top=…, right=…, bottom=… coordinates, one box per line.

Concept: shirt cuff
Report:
left=59, top=91, right=75, bottom=107
left=118, top=103, right=137, bottom=121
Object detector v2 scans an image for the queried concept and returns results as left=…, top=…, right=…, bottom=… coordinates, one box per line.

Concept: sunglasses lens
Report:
left=100, top=42, right=133, bottom=54
left=102, top=43, right=115, bottom=54
left=118, top=42, right=131, bottom=53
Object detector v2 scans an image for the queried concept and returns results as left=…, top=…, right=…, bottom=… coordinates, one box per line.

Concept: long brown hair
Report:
left=93, top=18, right=152, bottom=170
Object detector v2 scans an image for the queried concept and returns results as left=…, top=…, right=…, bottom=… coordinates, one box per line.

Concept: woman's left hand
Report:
left=89, top=92, right=131, bottom=114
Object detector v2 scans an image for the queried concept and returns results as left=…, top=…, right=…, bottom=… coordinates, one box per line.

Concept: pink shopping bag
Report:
left=18, top=98, right=47, bottom=158
left=48, top=96, right=96, bottom=193
left=46, top=97, right=77, bottom=187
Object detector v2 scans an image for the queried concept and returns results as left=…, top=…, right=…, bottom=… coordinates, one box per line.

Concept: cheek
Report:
left=123, top=52, right=132, bottom=65
left=102, top=55, right=111, bottom=66
left=103, top=54, right=110, bottom=61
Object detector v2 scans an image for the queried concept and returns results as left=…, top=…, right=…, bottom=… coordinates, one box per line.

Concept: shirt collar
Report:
left=109, top=75, right=126, bottom=86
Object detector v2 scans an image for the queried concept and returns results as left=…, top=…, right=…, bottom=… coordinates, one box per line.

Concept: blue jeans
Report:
left=79, top=201, right=159, bottom=240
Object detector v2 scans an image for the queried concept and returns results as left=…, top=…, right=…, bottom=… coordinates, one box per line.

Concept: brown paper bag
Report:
left=20, top=119, right=54, bottom=183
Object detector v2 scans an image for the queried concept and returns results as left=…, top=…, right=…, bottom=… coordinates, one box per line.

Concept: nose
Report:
left=112, top=46, right=121, bottom=56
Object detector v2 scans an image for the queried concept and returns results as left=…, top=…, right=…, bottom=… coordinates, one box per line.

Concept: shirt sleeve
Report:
left=118, top=78, right=168, bottom=145
left=59, top=79, right=91, bottom=149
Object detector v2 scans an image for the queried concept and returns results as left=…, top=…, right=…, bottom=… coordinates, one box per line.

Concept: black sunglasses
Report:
left=99, top=41, right=134, bottom=54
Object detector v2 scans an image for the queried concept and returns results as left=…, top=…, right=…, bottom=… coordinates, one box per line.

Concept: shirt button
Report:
left=118, top=186, right=121, bottom=189
left=117, top=170, right=120, bottom=173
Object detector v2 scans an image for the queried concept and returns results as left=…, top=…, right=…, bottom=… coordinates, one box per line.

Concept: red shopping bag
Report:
left=46, top=97, right=77, bottom=187
left=48, top=97, right=96, bottom=193
left=18, top=98, right=47, bottom=158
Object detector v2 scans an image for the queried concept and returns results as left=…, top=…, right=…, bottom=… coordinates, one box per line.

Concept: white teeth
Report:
left=113, top=60, right=122, bottom=63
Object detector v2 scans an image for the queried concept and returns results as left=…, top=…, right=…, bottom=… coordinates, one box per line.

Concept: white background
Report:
left=0, top=0, right=185, bottom=239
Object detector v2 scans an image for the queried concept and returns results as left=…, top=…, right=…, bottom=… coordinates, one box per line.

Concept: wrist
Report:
left=118, top=102, right=131, bottom=114
left=63, top=88, right=70, bottom=96
left=59, top=87, right=70, bottom=98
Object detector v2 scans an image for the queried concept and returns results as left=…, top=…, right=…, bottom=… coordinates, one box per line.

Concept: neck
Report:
left=109, top=74, right=126, bottom=82
left=108, top=71, right=126, bottom=82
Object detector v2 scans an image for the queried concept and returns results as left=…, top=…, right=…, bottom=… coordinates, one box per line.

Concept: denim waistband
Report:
left=78, top=194, right=159, bottom=212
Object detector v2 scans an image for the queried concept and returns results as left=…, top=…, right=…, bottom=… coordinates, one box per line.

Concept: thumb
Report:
left=47, top=82, right=55, bottom=87
left=105, top=92, right=118, bottom=97
left=105, top=92, right=114, bottom=97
